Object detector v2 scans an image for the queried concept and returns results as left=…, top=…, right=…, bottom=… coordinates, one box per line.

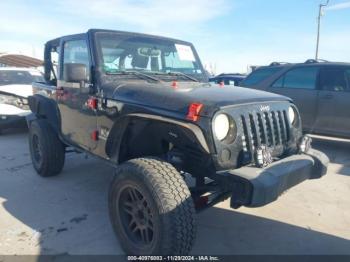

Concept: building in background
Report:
left=0, top=54, right=43, bottom=68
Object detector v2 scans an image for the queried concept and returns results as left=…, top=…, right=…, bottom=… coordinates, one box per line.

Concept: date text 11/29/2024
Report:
left=127, top=256, right=219, bottom=261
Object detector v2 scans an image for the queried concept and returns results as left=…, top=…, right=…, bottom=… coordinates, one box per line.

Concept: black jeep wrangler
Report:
left=27, top=29, right=329, bottom=255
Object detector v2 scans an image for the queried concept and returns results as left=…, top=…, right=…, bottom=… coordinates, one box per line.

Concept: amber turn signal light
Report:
left=186, top=103, right=203, bottom=122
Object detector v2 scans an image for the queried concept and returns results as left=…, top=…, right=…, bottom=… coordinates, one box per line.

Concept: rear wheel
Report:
left=109, top=158, right=196, bottom=255
left=29, top=119, right=65, bottom=177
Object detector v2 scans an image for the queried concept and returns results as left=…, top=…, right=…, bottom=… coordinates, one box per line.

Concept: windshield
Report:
left=95, top=33, right=205, bottom=79
left=241, top=67, right=282, bottom=87
left=0, top=70, right=44, bottom=86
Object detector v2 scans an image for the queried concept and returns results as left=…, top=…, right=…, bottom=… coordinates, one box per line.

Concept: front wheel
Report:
left=28, top=119, right=65, bottom=177
left=109, top=158, right=196, bottom=255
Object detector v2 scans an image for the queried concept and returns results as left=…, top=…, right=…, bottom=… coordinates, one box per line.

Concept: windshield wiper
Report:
left=167, top=71, right=199, bottom=82
left=107, top=70, right=161, bottom=82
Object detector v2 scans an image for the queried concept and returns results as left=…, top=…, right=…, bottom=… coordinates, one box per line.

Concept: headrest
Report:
left=131, top=53, right=149, bottom=69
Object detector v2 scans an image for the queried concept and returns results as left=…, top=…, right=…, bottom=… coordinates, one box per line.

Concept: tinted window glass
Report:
left=164, top=51, right=195, bottom=70
left=345, top=69, right=350, bottom=90
left=280, top=67, right=318, bottom=89
left=96, top=34, right=203, bottom=75
left=50, top=48, right=59, bottom=83
left=241, top=67, right=282, bottom=86
left=63, top=39, right=89, bottom=79
left=320, top=67, right=348, bottom=92
left=0, top=70, right=44, bottom=86
left=271, top=75, right=284, bottom=88
left=210, top=78, right=223, bottom=84
left=209, top=78, right=236, bottom=85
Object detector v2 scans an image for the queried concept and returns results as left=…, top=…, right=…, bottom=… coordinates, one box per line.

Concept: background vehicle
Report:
left=27, top=30, right=328, bottom=255
left=209, top=73, right=246, bottom=86
left=0, top=67, right=44, bottom=134
left=241, top=60, right=350, bottom=138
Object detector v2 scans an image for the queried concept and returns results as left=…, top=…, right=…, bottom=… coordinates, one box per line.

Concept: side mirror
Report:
left=63, top=63, right=88, bottom=83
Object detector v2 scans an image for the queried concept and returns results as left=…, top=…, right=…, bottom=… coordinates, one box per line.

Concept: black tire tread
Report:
left=111, top=157, right=196, bottom=255
left=29, top=119, right=65, bottom=177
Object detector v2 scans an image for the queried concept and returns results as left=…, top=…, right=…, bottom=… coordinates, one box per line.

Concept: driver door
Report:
left=57, top=36, right=98, bottom=150
left=317, top=66, right=350, bottom=136
left=268, top=66, right=320, bottom=131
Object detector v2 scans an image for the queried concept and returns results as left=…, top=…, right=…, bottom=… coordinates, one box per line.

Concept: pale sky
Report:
left=1, top=0, right=350, bottom=74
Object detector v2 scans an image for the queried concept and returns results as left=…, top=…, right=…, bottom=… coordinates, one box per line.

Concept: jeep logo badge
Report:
left=260, top=105, right=270, bottom=112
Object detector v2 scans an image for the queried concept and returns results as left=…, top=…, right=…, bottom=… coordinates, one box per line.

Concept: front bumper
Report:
left=224, top=149, right=329, bottom=208
left=0, top=114, right=27, bottom=129
left=0, top=104, right=30, bottom=129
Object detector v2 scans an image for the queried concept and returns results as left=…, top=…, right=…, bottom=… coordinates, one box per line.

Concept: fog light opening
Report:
left=255, top=145, right=273, bottom=168
left=299, top=135, right=312, bottom=153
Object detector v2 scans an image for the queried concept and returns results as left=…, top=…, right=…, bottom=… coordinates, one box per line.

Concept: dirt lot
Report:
left=0, top=128, right=349, bottom=255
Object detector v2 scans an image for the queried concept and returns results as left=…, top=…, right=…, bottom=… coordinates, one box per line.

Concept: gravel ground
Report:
left=0, top=128, right=349, bottom=255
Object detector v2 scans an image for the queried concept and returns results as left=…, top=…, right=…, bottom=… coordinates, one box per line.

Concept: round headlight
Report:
left=213, top=114, right=230, bottom=141
left=288, top=106, right=296, bottom=124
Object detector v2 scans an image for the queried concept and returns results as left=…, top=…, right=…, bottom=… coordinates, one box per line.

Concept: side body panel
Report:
left=316, top=65, right=350, bottom=137
left=266, top=66, right=320, bottom=131
left=56, top=34, right=98, bottom=151
left=269, top=87, right=319, bottom=131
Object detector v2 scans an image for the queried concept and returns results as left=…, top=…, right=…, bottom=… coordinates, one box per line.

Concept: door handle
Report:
left=320, top=94, right=333, bottom=99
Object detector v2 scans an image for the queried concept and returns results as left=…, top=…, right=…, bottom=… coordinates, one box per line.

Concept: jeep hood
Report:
left=103, top=81, right=291, bottom=117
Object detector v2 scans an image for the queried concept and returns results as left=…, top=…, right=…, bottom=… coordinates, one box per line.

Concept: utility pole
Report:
left=315, top=0, right=330, bottom=60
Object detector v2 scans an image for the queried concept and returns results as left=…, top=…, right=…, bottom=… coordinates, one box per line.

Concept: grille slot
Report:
left=283, top=110, right=290, bottom=141
left=271, top=111, right=281, bottom=145
left=241, top=116, right=253, bottom=153
left=241, top=109, right=290, bottom=159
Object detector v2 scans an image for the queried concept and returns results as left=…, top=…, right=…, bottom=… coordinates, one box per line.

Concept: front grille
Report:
left=241, top=109, right=290, bottom=155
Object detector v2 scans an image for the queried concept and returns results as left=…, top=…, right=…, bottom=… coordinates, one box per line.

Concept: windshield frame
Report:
left=92, top=31, right=208, bottom=82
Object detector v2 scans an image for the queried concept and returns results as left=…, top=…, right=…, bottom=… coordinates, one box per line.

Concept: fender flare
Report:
left=27, top=94, right=61, bottom=132
left=105, top=113, right=211, bottom=163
